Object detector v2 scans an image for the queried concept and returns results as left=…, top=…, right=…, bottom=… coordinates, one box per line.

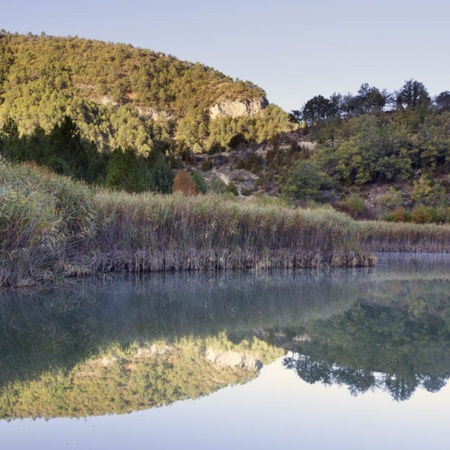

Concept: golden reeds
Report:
left=8, top=159, right=450, bottom=287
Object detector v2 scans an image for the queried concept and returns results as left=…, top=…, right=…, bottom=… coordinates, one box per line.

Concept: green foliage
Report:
left=297, top=81, right=450, bottom=194
left=151, top=154, right=174, bottom=193
left=105, top=147, right=154, bottom=193
left=337, top=194, right=369, bottom=219
left=0, top=32, right=287, bottom=156
left=411, top=175, right=448, bottom=207
left=282, top=160, right=333, bottom=202
left=314, top=115, right=413, bottom=185
left=206, top=105, right=294, bottom=151
left=191, top=171, right=208, bottom=194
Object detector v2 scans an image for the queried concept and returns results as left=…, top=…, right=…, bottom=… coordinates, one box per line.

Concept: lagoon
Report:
left=1, top=254, right=450, bottom=449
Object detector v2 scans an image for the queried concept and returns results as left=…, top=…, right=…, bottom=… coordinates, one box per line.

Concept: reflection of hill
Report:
left=0, top=270, right=361, bottom=420
left=0, top=271, right=363, bottom=386
left=1, top=255, right=450, bottom=417
left=0, top=334, right=281, bottom=420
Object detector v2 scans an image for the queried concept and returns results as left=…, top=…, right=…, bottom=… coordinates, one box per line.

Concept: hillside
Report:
left=2, top=32, right=450, bottom=227
left=0, top=31, right=293, bottom=155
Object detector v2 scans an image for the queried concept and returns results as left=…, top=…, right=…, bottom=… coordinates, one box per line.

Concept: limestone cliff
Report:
left=209, top=97, right=269, bottom=119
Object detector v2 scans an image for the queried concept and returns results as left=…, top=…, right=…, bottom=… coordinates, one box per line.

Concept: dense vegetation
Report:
left=282, top=81, right=450, bottom=223
left=0, top=158, right=379, bottom=287
left=0, top=31, right=293, bottom=155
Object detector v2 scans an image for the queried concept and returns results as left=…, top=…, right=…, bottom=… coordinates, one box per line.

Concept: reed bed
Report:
left=357, top=220, right=450, bottom=252
left=92, top=191, right=370, bottom=273
left=5, top=159, right=450, bottom=288
left=1, top=161, right=374, bottom=287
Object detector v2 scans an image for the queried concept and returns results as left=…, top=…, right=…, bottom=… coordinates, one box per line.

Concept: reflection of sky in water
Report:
left=1, top=357, right=449, bottom=450
left=1, top=253, right=450, bottom=449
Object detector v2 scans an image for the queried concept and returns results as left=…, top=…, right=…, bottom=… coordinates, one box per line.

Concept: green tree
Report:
left=411, top=175, right=447, bottom=207
left=396, top=80, right=431, bottom=110
left=105, top=147, right=154, bottom=193
left=151, top=154, right=174, bottom=194
left=191, top=171, right=208, bottom=194
left=282, top=160, right=333, bottom=202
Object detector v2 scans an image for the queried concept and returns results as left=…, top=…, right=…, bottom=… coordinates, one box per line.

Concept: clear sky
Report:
left=2, top=0, right=450, bottom=112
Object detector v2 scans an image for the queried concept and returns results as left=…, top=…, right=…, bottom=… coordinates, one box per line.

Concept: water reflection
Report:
left=0, top=254, right=450, bottom=419
left=281, top=256, right=450, bottom=401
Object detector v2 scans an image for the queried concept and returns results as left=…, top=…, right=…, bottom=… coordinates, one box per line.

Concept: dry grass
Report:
left=358, top=220, right=450, bottom=252
left=14, top=160, right=450, bottom=287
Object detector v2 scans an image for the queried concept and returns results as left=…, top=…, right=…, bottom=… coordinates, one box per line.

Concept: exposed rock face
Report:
left=135, top=106, right=172, bottom=121
left=209, top=97, right=269, bottom=120
left=205, top=348, right=262, bottom=371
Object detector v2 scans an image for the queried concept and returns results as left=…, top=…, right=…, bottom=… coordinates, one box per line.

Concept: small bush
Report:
left=337, top=194, right=368, bottom=219
left=200, top=159, right=212, bottom=171
left=208, top=178, right=227, bottom=194
left=172, top=171, right=198, bottom=196
left=192, top=172, right=208, bottom=194
left=392, top=206, right=408, bottom=222
left=226, top=181, right=239, bottom=196
left=411, top=204, right=433, bottom=224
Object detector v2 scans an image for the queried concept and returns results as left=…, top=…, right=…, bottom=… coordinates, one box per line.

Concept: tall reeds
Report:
left=358, top=220, right=450, bottom=252
left=8, top=159, right=450, bottom=287
left=0, top=161, right=96, bottom=286
left=92, top=191, right=370, bottom=274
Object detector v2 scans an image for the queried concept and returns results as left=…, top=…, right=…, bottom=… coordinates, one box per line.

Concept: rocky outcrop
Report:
left=209, top=97, right=268, bottom=120
left=205, top=348, right=262, bottom=371
left=135, top=106, right=172, bottom=121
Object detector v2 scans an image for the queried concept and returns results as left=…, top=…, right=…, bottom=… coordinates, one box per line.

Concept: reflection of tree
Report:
left=421, top=375, right=448, bottom=393
left=282, top=278, right=450, bottom=401
left=384, top=375, right=418, bottom=402
left=283, top=355, right=332, bottom=385
left=284, top=354, right=375, bottom=396
left=285, top=352, right=449, bottom=401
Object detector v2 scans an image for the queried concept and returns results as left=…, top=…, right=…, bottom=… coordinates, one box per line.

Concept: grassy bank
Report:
left=5, top=160, right=450, bottom=288
left=1, top=160, right=377, bottom=287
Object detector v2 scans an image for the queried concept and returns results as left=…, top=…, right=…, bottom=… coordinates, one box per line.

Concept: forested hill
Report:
left=0, top=31, right=293, bottom=154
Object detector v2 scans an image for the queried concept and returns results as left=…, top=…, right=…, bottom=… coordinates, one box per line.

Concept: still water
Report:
left=1, top=254, right=450, bottom=449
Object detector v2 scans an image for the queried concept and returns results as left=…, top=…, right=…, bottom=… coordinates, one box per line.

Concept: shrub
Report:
left=191, top=172, right=208, bottom=194
left=172, top=171, right=198, bottom=196
left=226, top=181, right=239, bottom=196
left=411, top=204, right=433, bottom=224
left=392, top=206, right=408, bottom=222
left=282, top=160, right=333, bottom=202
left=337, top=194, right=368, bottom=219
left=411, top=175, right=448, bottom=207
left=208, top=178, right=227, bottom=194
left=200, top=159, right=212, bottom=171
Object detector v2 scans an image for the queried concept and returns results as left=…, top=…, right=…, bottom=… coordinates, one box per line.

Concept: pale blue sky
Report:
left=3, top=0, right=450, bottom=111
